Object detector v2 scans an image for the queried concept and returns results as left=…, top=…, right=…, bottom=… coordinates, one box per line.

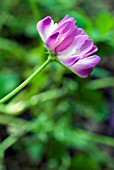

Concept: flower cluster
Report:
left=37, top=15, right=100, bottom=78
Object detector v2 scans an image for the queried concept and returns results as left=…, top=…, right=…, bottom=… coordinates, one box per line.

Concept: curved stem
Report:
left=0, top=57, right=52, bottom=104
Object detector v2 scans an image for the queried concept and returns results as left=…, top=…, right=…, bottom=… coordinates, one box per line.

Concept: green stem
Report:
left=0, top=57, right=52, bottom=104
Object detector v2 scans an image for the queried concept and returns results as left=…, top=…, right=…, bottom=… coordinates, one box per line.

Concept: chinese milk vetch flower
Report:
left=37, top=15, right=100, bottom=78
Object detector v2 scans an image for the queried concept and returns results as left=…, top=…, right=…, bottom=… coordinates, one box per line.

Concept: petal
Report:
left=70, top=55, right=100, bottom=78
left=46, top=32, right=59, bottom=51
left=74, top=67, right=94, bottom=78
left=55, top=28, right=77, bottom=52
left=77, top=39, right=94, bottom=56
left=58, top=55, right=80, bottom=67
left=59, top=35, right=89, bottom=56
left=84, top=45, right=98, bottom=57
left=37, top=16, right=55, bottom=42
left=58, top=15, right=75, bottom=27
left=55, top=21, right=75, bottom=34
left=76, top=28, right=84, bottom=35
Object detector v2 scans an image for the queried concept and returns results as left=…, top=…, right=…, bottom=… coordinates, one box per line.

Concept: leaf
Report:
left=69, top=11, right=92, bottom=33
left=0, top=71, right=20, bottom=98
left=86, top=77, right=114, bottom=89
left=71, top=154, right=100, bottom=170
left=91, top=67, right=111, bottom=78
left=95, top=11, right=113, bottom=34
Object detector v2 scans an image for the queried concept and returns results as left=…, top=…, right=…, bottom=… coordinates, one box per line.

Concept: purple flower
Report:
left=37, top=15, right=100, bottom=78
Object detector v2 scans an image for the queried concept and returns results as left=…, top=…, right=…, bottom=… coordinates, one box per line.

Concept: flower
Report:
left=37, top=15, right=100, bottom=78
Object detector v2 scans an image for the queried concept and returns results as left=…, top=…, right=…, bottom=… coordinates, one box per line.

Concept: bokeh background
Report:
left=0, top=0, right=114, bottom=169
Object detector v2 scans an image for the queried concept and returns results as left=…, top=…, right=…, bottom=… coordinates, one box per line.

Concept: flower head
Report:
left=37, top=15, right=100, bottom=78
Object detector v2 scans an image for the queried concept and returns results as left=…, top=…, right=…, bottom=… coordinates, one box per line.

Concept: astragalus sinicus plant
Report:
left=0, top=15, right=100, bottom=104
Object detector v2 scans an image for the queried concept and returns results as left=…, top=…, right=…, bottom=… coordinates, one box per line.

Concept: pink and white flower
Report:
left=37, top=15, right=100, bottom=78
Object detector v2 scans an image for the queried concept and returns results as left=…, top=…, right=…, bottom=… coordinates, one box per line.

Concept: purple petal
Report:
left=77, top=39, right=94, bottom=56
left=84, top=45, right=98, bottom=57
left=76, top=28, right=84, bottom=35
left=70, top=55, right=100, bottom=78
left=46, top=32, right=59, bottom=51
left=55, top=21, right=75, bottom=34
left=59, top=55, right=80, bottom=67
left=37, top=16, right=54, bottom=41
left=55, top=28, right=77, bottom=52
left=58, top=35, right=89, bottom=56
left=58, top=15, right=75, bottom=27
left=75, top=67, right=94, bottom=78
left=74, top=35, right=89, bottom=48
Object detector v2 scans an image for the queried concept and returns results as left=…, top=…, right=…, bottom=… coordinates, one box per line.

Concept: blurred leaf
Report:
left=74, top=82, right=108, bottom=122
left=95, top=11, right=113, bottom=34
left=26, top=140, right=44, bottom=162
left=69, top=11, right=92, bottom=33
left=0, top=71, right=20, bottom=98
left=71, top=154, right=100, bottom=170
left=24, top=20, right=38, bottom=38
left=0, top=38, right=27, bottom=60
left=46, top=139, right=67, bottom=160
left=91, top=67, right=111, bottom=78
left=86, top=77, right=114, bottom=89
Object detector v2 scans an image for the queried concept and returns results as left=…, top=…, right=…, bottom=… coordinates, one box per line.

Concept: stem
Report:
left=0, top=57, right=51, bottom=104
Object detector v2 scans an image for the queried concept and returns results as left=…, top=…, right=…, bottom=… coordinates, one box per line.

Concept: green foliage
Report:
left=0, top=0, right=114, bottom=170
left=0, top=71, right=20, bottom=98
left=71, top=154, right=100, bottom=170
left=95, top=11, right=113, bottom=34
left=69, top=11, right=92, bottom=33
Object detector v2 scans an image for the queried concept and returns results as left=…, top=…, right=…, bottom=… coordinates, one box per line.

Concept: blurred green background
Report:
left=0, top=0, right=114, bottom=169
